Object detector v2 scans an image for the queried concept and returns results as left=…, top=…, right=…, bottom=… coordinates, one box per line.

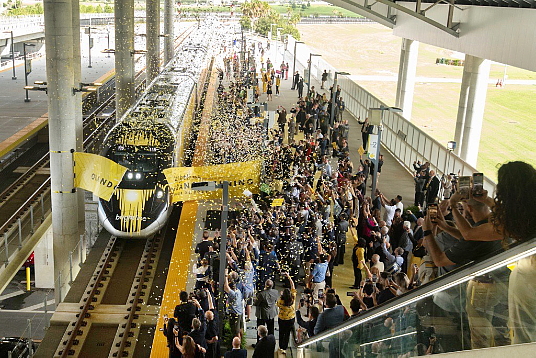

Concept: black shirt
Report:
left=174, top=302, right=198, bottom=332
left=444, top=219, right=502, bottom=265
left=196, top=240, right=213, bottom=259
left=377, top=288, right=396, bottom=305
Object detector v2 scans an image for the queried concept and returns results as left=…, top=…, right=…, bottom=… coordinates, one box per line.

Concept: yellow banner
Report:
left=73, top=152, right=128, bottom=201
left=271, top=198, right=284, bottom=207
left=164, top=160, right=262, bottom=202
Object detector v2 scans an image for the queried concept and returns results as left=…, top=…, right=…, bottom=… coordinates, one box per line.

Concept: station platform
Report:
left=0, top=45, right=115, bottom=160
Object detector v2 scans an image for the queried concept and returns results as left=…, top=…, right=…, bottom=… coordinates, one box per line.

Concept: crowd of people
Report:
left=161, top=39, right=536, bottom=358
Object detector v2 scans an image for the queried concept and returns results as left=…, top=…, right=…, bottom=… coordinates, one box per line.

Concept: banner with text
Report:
left=73, top=152, right=128, bottom=201
left=163, top=160, right=262, bottom=202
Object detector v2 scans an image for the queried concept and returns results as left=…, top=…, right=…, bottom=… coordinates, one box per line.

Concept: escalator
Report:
left=294, top=238, right=536, bottom=357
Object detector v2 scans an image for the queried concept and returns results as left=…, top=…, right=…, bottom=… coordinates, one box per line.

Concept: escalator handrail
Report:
left=297, top=236, right=536, bottom=348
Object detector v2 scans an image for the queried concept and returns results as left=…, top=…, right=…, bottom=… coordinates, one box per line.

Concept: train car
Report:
left=98, top=19, right=227, bottom=238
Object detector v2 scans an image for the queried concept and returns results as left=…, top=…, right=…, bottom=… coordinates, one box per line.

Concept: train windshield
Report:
left=113, top=151, right=159, bottom=172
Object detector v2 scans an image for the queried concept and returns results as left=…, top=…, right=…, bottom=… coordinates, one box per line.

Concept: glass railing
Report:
left=296, top=237, right=536, bottom=358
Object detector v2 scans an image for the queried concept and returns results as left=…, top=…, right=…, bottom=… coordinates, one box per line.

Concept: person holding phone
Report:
left=276, top=272, right=297, bottom=354
left=163, top=316, right=182, bottom=358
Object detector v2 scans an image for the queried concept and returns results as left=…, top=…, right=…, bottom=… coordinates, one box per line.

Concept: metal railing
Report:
left=285, top=36, right=497, bottom=193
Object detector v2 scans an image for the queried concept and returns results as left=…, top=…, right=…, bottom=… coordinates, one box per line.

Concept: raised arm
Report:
left=223, top=271, right=231, bottom=293
left=286, top=272, right=295, bottom=291
left=449, top=192, right=502, bottom=241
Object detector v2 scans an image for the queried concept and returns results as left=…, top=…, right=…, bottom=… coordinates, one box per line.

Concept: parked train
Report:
left=98, top=19, right=228, bottom=238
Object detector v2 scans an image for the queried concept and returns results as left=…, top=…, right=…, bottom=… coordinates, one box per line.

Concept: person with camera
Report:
left=422, top=193, right=507, bottom=348
left=314, top=293, right=345, bottom=335
left=224, top=271, right=244, bottom=340
left=163, top=316, right=182, bottom=358
left=296, top=301, right=320, bottom=339
left=381, top=237, right=404, bottom=275
left=174, top=291, right=198, bottom=332
left=309, top=253, right=329, bottom=300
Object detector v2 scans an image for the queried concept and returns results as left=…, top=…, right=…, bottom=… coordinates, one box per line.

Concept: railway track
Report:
left=54, top=234, right=164, bottom=358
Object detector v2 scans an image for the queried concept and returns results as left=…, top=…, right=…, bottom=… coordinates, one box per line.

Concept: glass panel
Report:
left=299, top=249, right=536, bottom=358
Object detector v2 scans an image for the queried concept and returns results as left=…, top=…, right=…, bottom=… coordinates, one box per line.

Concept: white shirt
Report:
left=383, top=204, right=396, bottom=226
left=395, top=201, right=404, bottom=212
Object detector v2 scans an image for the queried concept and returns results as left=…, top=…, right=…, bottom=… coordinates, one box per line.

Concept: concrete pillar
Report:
left=459, top=55, right=491, bottom=167
left=395, top=38, right=419, bottom=120
left=146, top=0, right=160, bottom=84
left=43, top=0, right=79, bottom=303
left=115, top=0, right=135, bottom=118
left=454, top=55, right=471, bottom=156
left=72, top=0, right=85, bottom=225
left=164, top=0, right=174, bottom=64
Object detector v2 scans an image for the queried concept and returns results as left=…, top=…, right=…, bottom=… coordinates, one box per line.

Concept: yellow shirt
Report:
left=277, top=289, right=297, bottom=320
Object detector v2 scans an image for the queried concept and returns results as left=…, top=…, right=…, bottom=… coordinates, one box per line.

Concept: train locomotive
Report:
left=98, top=19, right=226, bottom=237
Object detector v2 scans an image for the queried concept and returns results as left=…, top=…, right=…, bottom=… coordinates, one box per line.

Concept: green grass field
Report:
left=298, top=23, right=536, bottom=181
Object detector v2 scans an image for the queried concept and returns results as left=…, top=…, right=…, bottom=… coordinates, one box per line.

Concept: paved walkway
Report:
left=235, top=35, right=417, bottom=355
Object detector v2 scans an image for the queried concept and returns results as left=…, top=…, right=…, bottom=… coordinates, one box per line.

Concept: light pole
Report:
left=86, top=26, right=97, bottom=68
left=292, top=41, right=304, bottom=87
left=307, top=53, right=321, bottom=95
left=191, top=181, right=229, bottom=338
left=23, top=43, right=36, bottom=103
left=106, top=27, right=111, bottom=58
left=446, top=141, right=456, bottom=174
left=269, top=23, right=276, bottom=41
left=370, top=106, right=402, bottom=196
left=275, top=27, right=282, bottom=66
left=3, top=31, right=16, bottom=79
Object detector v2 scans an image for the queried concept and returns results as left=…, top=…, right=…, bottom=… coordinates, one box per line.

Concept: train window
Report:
left=113, top=151, right=159, bottom=173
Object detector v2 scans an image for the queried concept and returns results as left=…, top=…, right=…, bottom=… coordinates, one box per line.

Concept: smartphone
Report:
left=458, top=176, right=472, bottom=199
left=428, top=203, right=438, bottom=223
left=472, top=173, right=484, bottom=197
left=318, top=289, right=324, bottom=298
left=346, top=291, right=358, bottom=296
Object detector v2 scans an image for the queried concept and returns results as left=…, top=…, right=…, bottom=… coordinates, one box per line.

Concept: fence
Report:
left=284, top=35, right=496, bottom=193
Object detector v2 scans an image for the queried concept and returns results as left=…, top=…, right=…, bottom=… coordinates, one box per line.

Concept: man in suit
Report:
left=425, top=170, right=441, bottom=204
left=314, top=293, right=345, bottom=335
left=174, top=291, right=197, bottom=332
left=205, top=310, right=219, bottom=358
left=224, top=337, right=247, bottom=358
left=254, top=279, right=279, bottom=338
left=195, top=231, right=213, bottom=259
left=252, top=325, right=276, bottom=358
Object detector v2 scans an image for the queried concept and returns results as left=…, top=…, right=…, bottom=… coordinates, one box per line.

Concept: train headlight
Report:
left=127, top=172, right=134, bottom=180
left=135, top=173, right=142, bottom=180
left=156, top=190, right=164, bottom=199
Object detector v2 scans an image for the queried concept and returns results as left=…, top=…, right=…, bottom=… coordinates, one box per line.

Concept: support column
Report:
left=459, top=55, right=491, bottom=167
left=395, top=38, right=419, bottom=120
left=43, top=0, right=79, bottom=303
left=115, top=0, right=135, bottom=118
left=72, top=0, right=85, bottom=226
left=164, top=0, right=174, bottom=64
left=454, top=54, right=472, bottom=156
left=146, top=0, right=160, bottom=84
